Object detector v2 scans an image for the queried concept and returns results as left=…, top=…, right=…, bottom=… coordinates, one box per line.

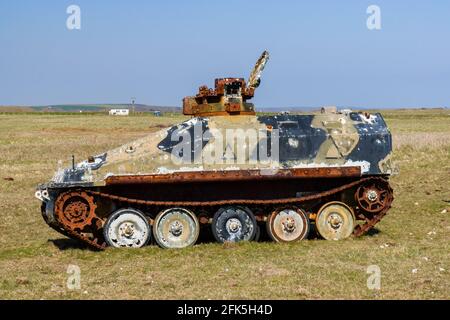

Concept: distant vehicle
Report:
left=153, top=110, right=162, bottom=117
left=109, top=109, right=129, bottom=116
left=279, top=111, right=290, bottom=115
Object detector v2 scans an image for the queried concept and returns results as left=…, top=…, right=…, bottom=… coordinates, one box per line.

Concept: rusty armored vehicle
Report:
left=36, top=51, right=394, bottom=249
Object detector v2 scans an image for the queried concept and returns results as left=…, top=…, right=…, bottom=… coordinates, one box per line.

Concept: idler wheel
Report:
left=212, top=206, right=257, bottom=243
left=267, top=207, right=310, bottom=242
left=153, top=208, right=199, bottom=249
left=103, top=208, right=151, bottom=248
left=355, top=180, right=391, bottom=213
left=55, top=191, right=97, bottom=230
left=315, top=201, right=355, bottom=241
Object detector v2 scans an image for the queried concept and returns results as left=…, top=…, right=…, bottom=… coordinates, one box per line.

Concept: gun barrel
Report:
left=247, top=50, right=270, bottom=89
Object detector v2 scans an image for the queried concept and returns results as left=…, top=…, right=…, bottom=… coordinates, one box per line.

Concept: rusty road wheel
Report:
left=103, top=208, right=151, bottom=248
left=267, top=207, right=310, bottom=242
left=212, top=206, right=257, bottom=243
left=153, top=208, right=200, bottom=249
left=315, top=201, right=355, bottom=241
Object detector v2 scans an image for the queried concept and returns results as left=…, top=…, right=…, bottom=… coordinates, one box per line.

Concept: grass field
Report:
left=0, top=109, right=449, bottom=299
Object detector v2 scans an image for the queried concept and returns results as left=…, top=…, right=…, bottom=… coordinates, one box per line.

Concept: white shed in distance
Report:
left=109, top=109, right=129, bottom=116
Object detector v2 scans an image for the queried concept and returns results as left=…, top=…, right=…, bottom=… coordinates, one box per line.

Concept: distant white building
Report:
left=109, top=109, right=129, bottom=116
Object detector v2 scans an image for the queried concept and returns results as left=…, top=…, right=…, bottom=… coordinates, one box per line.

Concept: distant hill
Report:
left=256, top=106, right=322, bottom=113
left=257, top=106, right=448, bottom=113
left=0, top=104, right=446, bottom=114
left=3, top=104, right=322, bottom=114
left=0, top=104, right=181, bottom=113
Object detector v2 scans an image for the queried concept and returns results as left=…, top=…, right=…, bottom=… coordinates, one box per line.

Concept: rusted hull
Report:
left=102, top=176, right=358, bottom=202
left=104, top=166, right=362, bottom=185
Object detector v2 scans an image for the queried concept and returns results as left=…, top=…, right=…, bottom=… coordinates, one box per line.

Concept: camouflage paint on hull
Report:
left=42, top=111, right=393, bottom=189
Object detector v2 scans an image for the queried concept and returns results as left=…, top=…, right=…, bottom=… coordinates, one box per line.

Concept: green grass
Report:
left=0, top=110, right=449, bottom=299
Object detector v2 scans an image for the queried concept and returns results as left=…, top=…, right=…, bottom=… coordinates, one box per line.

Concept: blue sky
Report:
left=0, top=0, right=449, bottom=108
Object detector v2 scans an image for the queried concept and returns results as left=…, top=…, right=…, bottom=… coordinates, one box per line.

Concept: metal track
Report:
left=53, top=176, right=393, bottom=250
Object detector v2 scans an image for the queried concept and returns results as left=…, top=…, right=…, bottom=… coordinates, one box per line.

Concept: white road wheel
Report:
left=153, top=208, right=200, bottom=249
left=315, top=201, right=355, bottom=241
left=103, top=208, right=151, bottom=248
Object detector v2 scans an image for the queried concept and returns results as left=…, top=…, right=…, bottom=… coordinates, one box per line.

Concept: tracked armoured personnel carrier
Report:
left=36, top=51, right=394, bottom=249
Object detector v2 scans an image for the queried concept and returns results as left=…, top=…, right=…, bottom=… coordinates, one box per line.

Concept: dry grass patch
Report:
left=0, top=110, right=449, bottom=299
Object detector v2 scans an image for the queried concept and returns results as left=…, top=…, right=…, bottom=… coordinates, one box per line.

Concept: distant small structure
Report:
left=153, top=110, right=162, bottom=117
left=340, top=108, right=353, bottom=115
left=321, top=106, right=337, bottom=114
left=109, top=109, right=129, bottom=116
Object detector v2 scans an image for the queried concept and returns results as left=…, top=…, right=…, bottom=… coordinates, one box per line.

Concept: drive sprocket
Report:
left=55, top=190, right=97, bottom=230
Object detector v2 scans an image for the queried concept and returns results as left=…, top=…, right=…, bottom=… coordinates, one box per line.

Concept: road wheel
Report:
left=267, top=207, right=310, bottom=242
left=103, top=208, right=151, bottom=248
left=212, top=206, right=257, bottom=243
left=153, top=208, right=199, bottom=249
left=315, top=201, right=355, bottom=240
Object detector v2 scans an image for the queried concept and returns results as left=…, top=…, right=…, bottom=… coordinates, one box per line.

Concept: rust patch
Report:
left=104, top=167, right=361, bottom=185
